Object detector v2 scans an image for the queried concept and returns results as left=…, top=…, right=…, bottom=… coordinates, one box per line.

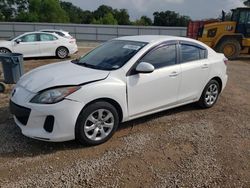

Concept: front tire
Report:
left=198, top=80, right=220, bottom=108
left=56, top=47, right=68, bottom=59
left=75, top=101, right=119, bottom=146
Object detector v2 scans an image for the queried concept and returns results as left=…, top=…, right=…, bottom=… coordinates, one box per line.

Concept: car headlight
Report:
left=30, top=86, right=81, bottom=104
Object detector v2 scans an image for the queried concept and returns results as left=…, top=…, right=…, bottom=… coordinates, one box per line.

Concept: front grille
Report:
left=9, top=100, right=31, bottom=126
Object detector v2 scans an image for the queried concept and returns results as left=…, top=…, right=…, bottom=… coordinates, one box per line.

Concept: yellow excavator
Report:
left=190, top=7, right=250, bottom=59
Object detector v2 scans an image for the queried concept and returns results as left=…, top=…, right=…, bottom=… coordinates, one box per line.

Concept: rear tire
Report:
left=198, top=80, right=220, bottom=108
left=216, top=38, right=240, bottom=60
left=75, top=101, right=119, bottom=146
left=0, top=48, right=11, bottom=54
left=56, top=47, right=68, bottom=59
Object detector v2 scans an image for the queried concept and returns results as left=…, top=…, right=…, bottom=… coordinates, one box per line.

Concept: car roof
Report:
left=21, top=31, right=57, bottom=35
left=39, top=29, right=68, bottom=33
left=114, top=35, right=209, bottom=48
left=115, top=35, right=195, bottom=43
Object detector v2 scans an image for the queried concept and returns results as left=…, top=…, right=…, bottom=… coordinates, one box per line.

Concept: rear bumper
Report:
left=68, top=44, right=78, bottom=55
left=221, top=74, right=228, bottom=92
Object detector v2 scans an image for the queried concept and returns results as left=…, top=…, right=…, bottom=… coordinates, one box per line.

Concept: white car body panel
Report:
left=178, top=59, right=211, bottom=102
left=11, top=86, right=83, bottom=141
left=19, top=61, right=109, bottom=92
left=10, top=35, right=228, bottom=142
left=0, top=32, right=78, bottom=58
left=127, top=64, right=181, bottom=117
left=12, top=41, right=40, bottom=57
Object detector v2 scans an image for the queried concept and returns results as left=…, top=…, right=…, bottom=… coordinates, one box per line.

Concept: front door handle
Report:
left=169, top=71, right=179, bottom=77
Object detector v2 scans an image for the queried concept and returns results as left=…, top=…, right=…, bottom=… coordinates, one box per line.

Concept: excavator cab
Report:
left=232, top=8, right=250, bottom=37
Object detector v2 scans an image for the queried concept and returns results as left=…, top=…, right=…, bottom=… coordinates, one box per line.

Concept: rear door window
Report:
left=40, top=34, right=57, bottom=41
left=180, top=44, right=207, bottom=63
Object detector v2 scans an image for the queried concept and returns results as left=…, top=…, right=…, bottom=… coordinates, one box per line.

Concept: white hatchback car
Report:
left=10, top=35, right=228, bottom=145
left=0, top=32, right=78, bottom=59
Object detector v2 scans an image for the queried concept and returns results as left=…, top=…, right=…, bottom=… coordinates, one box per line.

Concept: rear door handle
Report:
left=201, top=64, right=209, bottom=69
left=169, top=71, right=179, bottom=77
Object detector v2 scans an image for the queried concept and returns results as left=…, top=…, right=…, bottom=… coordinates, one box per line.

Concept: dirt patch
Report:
left=0, top=52, right=249, bottom=187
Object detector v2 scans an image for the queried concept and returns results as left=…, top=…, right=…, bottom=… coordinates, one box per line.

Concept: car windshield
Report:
left=73, top=40, right=147, bottom=71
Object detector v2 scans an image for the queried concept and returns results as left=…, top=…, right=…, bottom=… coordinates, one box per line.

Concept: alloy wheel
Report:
left=205, top=83, right=218, bottom=106
left=84, top=109, right=114, bottom=141
left=57, top=48, right=68, bottom=58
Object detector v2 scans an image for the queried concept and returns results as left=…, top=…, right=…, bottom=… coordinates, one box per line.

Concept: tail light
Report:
left=223, top=58, right=229, bottom=65
left=69, top=39, right=76, bottom=43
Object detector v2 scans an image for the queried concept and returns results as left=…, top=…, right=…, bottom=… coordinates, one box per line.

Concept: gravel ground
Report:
left=0, top=48, right=249, bottom=187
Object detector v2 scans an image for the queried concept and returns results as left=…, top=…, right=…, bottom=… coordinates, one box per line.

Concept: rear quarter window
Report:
left=40, top=34, right=57, bottom=41
left=55, top=32, right=65, bottom=37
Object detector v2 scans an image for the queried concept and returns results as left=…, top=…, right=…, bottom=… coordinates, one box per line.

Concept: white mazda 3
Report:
left=10, top=35, right=228, bottom=145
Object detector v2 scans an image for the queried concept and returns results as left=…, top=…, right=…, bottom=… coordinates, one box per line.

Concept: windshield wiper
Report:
left=72, top=60, right=114, bottom=71
left=78, top=61, right=99, bottom=69
left=71, top=59, right=79, bottom=64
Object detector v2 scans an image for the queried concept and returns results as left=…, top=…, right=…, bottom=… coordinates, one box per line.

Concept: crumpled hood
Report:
left=18, top=61, right=110, bottom=92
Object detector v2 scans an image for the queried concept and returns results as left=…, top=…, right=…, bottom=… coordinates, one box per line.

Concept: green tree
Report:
left=17, top=0, right=69, bottom=22
left=153, top=11, right=190, bottom=26
left=39, top=0, right=69, bottom=23
left=0, top=0, right=193, bottom=26
left=16, top=0, right=28, bottom=13
left=114, top=9, right=130, bottom=25
left=60, top=1, right=83, bottom=23
left=134, top=16, right=152, bottom=26
left=91, top=12, right=118, bottom=25
left=91, top=5, right=118, bottom=25
left=91, top=18, right=102, bottom=24
left=93, top=5, right=113, bottom=20
left=102, top=12, right=118, bottom=25
left=0, top=0, right=16, bottom=21
left=81, top=10, right=94, bottom=24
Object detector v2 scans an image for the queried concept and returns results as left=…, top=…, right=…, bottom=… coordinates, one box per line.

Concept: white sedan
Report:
left=10, top=35, right=228, bottom=145
left=0, top=32, right=78, bottom=59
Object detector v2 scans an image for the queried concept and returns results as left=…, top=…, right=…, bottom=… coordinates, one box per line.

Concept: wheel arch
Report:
left=210, top=76, right=222, bottom=93
left=0, top=47, right=12, bottom=53
left=79, top=98, right=124, bottom=123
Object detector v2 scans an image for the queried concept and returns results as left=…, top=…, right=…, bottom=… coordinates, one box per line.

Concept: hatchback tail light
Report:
left=69, top=39, right=76, bottom=43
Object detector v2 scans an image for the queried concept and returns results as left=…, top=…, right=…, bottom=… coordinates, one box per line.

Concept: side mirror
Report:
left=135, top=62, right=155, bottom=74
left=15, top=39, right=22, bottom=44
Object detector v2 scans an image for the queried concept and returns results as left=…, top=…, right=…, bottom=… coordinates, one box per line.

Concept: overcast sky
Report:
left=66, top=0, right=245, bottom=20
